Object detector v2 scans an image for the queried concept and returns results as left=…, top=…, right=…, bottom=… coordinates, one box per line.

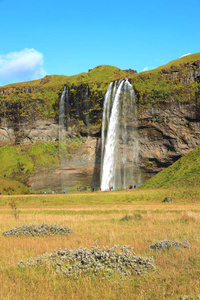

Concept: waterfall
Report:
left=84, top=85, right=90, bottom=136
left=59, top=86, right=69, bottom=191
left=59, top=86, right=70, bottom=165
left=59, top=86, right=66, bottom=167
left=66, top=86, right=70, bottom=125
left=100, top=79, right=141, bottom=191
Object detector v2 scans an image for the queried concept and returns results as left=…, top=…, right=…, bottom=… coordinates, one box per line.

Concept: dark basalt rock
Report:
left=162, top=197, right=173, bottom=203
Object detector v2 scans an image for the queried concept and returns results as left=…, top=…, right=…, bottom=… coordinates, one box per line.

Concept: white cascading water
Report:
left=100, top=79, right=141, bottom=191
left=59, top=86, right=71, bottom=191
left=85, top=85, right=90, bottom=135
left=66, top=86, right=70, bottom=125
left=59, top=86, right=68, bottom=166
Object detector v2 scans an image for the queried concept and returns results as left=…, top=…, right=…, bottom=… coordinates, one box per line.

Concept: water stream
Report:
left=58, top=86, right=69, bottom=191
left=100, top=79, right=141, bottom=191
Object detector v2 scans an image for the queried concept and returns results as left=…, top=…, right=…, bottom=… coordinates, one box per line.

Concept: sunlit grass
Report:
left=0, top=188, right=200, bottom=299
left=0, top=186, right=199, bottom=206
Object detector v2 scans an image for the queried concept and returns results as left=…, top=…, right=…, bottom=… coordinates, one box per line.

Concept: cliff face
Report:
left=0, top=55, right=200, bottom=190
left=138, top=101, right=200, bottom=171
left=135, top=57, right=200, bottom=176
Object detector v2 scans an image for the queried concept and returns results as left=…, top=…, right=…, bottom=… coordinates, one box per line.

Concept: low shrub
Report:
left=119, top=213, right=142, bottom=222
left=119, top=215, right=134, bottom=222
left=18, top=244, right=156, bottom=278
left=149, top=239, right=190, bottom=251
left=2, top=223, right=73, bottom=237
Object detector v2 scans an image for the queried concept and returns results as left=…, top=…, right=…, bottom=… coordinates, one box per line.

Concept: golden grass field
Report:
left=0, top=188, right=200, bottom=299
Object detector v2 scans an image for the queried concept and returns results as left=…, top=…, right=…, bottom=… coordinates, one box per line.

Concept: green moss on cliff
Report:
left=0, top=144, right=59, bottom=183
left=0, top=136, right=86, bottom=186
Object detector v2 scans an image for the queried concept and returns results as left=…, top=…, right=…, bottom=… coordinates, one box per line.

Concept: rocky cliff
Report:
left=0, top=54, right=200, bottom=192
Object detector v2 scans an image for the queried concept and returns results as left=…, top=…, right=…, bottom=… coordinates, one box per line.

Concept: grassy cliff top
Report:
left=1, top=52, right=200, bottom=90
left=140, top=146, right=200, bottom=189
left=67, top=65, right=131, bottom=83
left=139, top=52, right=200, bottom=76
left=0, top=65, right=133, bottom=90
left=157, top=52, right=200, bottom=69
left=1, top=52, right=199, bottom=124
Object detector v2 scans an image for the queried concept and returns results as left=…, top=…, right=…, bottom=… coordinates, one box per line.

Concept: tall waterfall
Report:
left=100, top=79, right=141, bottom=191
left=59, top=86, right=69, bottom=166
left=59, top=86, right=70, bottom=191
left=84, top=85, right=90, bottom=136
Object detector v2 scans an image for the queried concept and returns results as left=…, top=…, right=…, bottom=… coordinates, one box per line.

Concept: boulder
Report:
left=162, top=197, right=173, bottom=203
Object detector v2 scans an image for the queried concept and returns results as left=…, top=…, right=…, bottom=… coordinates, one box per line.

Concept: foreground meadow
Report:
left=0, top=188, right=200, bottom=300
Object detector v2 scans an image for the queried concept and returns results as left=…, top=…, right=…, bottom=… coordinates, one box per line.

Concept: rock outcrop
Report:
left=138, top=101, right=200, bottom=173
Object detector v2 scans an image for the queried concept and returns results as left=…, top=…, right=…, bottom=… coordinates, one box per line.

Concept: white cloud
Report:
left=142, top=67, right=149, bottom=72
left=180, top=53, right=191, bottom=58
left=0, top=48, right=47, bottom=86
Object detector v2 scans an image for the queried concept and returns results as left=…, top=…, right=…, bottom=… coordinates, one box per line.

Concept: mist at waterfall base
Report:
left=100, top=79, right=142, bottom=191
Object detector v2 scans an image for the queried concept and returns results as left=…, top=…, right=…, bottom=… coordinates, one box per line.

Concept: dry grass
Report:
left=0, top=191, right=200, bottom=299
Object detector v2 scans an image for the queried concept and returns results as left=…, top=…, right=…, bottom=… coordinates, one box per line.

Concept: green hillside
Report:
left=0, top=177, right=29, bottom=195
left=140, top=146, right=200, bottom=189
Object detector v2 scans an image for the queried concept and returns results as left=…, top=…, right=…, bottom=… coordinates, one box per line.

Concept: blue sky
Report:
left=0, top=0, right=199, bottom=86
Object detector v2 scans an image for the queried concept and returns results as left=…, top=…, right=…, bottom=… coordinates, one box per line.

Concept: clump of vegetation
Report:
left=149, top=239, right=190, bottom=251
left=119, top=215, right=135, bottom=222
left=17, top=244, right=156, bottom=278
left=0, top=177, right=30, bottom=195
left=119, top=213, right=142, bottom=222
left=2, top=223, right=73, bottom=237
